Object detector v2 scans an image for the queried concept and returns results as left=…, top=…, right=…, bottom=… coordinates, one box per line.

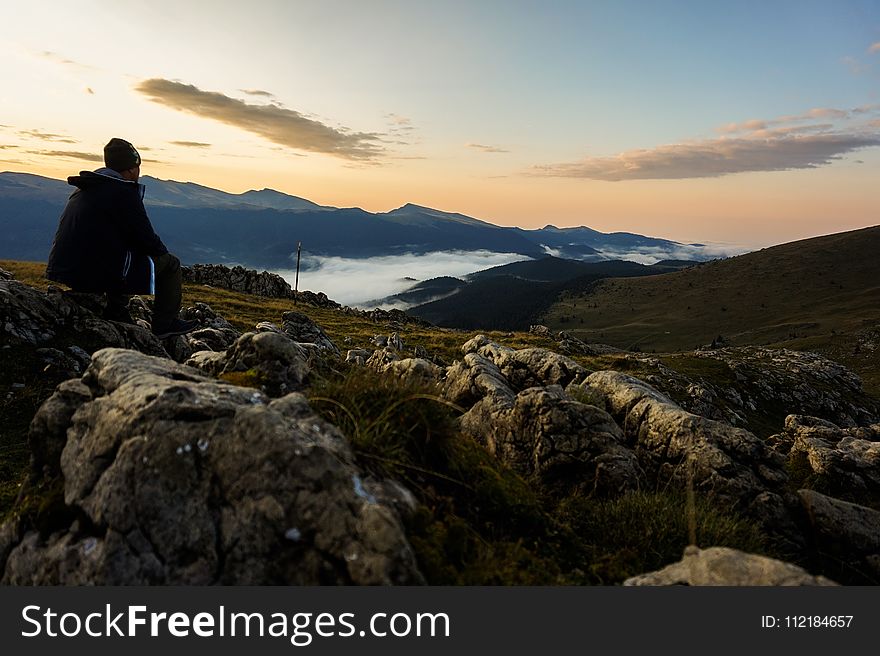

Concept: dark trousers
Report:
left=108, top=253, right=182, bottom=327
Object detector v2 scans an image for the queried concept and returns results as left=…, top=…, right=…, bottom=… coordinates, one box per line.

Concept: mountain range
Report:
left=0, top=171, right=717, bottom=268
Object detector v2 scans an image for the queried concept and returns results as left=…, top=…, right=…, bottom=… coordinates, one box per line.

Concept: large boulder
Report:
left=583, top=371, right=796, bottom=539
left=1, top=348, right=423, bottom=585
left=460, top=385, right=642, bottom=495
left=624, top=546, right=837, bottom=586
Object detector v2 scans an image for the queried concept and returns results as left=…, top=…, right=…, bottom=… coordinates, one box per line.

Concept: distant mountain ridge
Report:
left=0, top=170, right=724, bottom=268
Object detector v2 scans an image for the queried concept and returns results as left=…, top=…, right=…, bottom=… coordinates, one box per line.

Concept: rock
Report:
left=1, top=348, right=423, bottom=585
left=444, top=352, right=515, bottom=409
left=624, top=546, right=837, bottom=586
left=382, top=358, right=443, bottom=385
left=460, top=385, right=642, bottom=495
left=556, top=330, right=596, bottom=356
left=366, top=347, right=400, bottom=371
left=255, top=321, right=282, bottom=334
left=219, top=331, right=311, bottom=396
left=1, top=276, right=169, bottom=357
left=180, top=302, right=239, bottom=334
left=583, top=371, right=796, bottom=538
left=187, top=327, right=236, bottom=352
left=529, top=324, right=551, bottom=337
left=27, top=379, right=93, bottom=478
left=798, top=490, right=880, bottom=579
left=182, top=263, right=294, bottom=299
left=371, top=334, right=389, bottom=348
left=281, top=311, right=339, bottom=355
left=462, top=335, right=590, bottom=391
left=35, top=347, right=85, bottom=379
left=346, top=349, right=372, bottom=366
left=781, top=415, right=880, bottom=501
left=184, top=350, right=228, bottom=375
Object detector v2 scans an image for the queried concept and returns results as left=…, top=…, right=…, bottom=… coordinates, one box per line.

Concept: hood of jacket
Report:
left=67, top=168, right=145, bottom=199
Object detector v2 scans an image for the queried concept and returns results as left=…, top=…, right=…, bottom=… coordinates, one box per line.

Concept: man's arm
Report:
left=119, top=188, right=168, bottom=257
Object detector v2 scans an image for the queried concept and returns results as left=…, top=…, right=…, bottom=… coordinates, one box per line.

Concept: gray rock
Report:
left=462, top=335, right=589, bottom=391
left=220, top=331, right=311, bottom=396
left=27, top=379, right=93, bottom=478
left=382, top=358, right=443, bottom=385
left=460, top=385, right=641, bottom=495
left=2, top=348, right=423, bottom=585
left=281, top=311, right=339, bottom=355
left=781, top=416, right=880, bottom=500
left=444, top=352, right=515, bottom=409
left=584, top=370, right=796, bottom=538
left=346, top=349, right=373, bottom=366
left=624, top=546, right=837, bottom=586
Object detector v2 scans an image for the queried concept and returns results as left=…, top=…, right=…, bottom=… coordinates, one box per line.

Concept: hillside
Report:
left=542, top=225, right=880, bottom=394
left=2, top=259, right=879, bottom=585
left=409, top=258, right=691, bottom=329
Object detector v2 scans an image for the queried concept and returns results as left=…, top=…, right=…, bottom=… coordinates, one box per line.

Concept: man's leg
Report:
left=152, top=253, right=182, bottom=328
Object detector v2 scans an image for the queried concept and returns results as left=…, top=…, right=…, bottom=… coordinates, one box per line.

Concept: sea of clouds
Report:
left=274, top=250, right=532, bottom=307
left=273, top=242, right=750, bottom=308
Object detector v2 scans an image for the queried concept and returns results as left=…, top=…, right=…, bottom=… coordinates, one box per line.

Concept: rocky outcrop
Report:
left=460, top=385, right=642, bottom=494
left=445, top=341, right=639, bottom=494
left=582, top=371, right=796, bottom=539
left=620, top=347, right=879, bottom=433
left=182, top=264, right=293, bottom=299
left=1, top=278, right=167, bottom=360
left=281, top=311, right=339, bottom=355
left=2, top=349, right=423, bottom=585
left=624, top=546, right=837, bottom=586
left=462, top=334, right=590, bottom=391
left=773, top=415, right=880, bottom=502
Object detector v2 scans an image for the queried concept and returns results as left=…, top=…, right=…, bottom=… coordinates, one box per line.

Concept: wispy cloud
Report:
left=85, top=87, right=95, bottom=95
left=869, top=42, right=880, bottom=54
left=0, top=144, right=19, bottom=149
left=26, top=150, right=102, bottom=162
left=534, top=106, right=880, bottom=181
left=239, top=88, right=275, bottom=98
left=18, top=129, right=77, bottom=143
left=467, top=143, right=510, bottom=153
left=135, top=78, right=384, bottom=160
left=37, top=50, right=95, bottom=70
left=169, top=140, right=211, bottom=148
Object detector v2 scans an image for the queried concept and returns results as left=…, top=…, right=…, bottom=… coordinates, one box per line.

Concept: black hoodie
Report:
left=46, top=168, right=168, bottom=292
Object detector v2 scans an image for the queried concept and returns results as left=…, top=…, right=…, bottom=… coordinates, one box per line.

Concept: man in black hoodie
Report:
left=46, top=138, right=197, bottom=338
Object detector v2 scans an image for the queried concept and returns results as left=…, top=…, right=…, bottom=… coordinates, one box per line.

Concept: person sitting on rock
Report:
left=46, top=138, right=197, bottom=339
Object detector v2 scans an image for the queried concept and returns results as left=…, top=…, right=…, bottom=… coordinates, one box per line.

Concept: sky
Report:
left=1, top=0, right=879, bottom=247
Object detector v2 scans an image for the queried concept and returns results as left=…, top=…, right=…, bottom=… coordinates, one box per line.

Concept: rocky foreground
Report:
left=1, top=267, right=879, bottom=584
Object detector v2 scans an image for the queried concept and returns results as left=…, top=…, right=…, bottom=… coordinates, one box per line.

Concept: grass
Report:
left=307, top=365, right=777, bottom=584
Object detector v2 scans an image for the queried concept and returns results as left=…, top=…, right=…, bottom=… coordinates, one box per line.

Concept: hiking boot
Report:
left=152, top=318, right=199, bottom=339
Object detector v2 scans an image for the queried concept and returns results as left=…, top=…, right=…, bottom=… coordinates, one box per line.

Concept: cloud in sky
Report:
left=239, top=88, right=275, bottom=98
left=534, top=107, right=880, bottom=181
left=467, top=143, right=510, bottom=153
left=38, top=50, right=93, bottom=70
left=26, top=150, right=102, bottom=162
left=135, top=78, right=384, bottom=160
left=18, top=129, right=77, bottom=143
left=169, top=140, right=211, bottom=148
left=869, top=42, right=880, bottom=54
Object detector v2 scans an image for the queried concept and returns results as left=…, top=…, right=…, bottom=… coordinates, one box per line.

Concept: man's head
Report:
left=104, top=137, right=141, bottom=181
